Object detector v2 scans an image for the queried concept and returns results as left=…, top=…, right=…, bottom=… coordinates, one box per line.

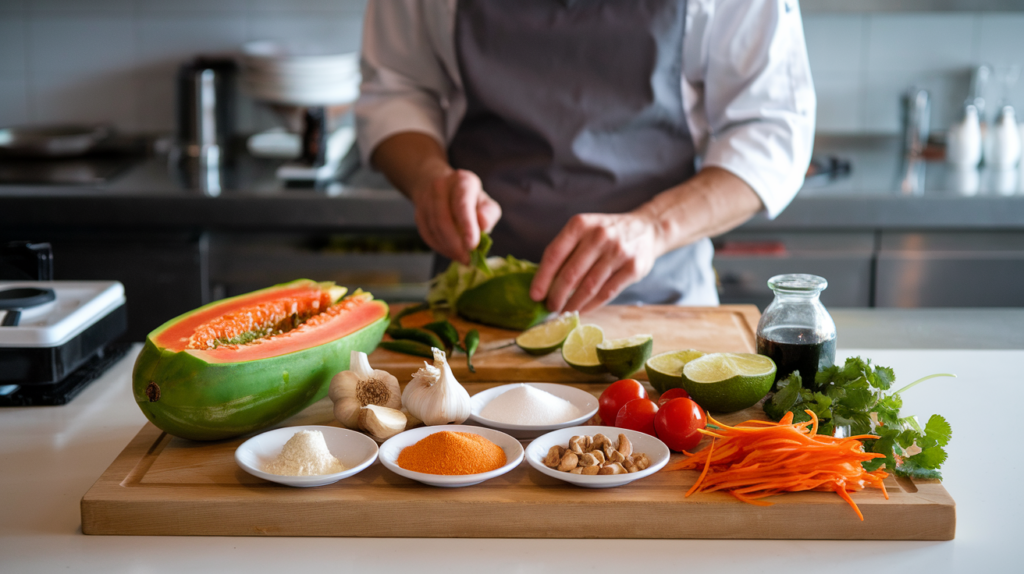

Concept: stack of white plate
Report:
left=241, top=41, right=359, bottom=106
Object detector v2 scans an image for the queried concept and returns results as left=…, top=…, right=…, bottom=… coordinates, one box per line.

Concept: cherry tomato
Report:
left=654, top=397, right=707, bottom=452
left=598, top=379, right=648, bottom=425
left=656, top=388, right=691, bottom=407
left=614, top=398, right=659, bottom=436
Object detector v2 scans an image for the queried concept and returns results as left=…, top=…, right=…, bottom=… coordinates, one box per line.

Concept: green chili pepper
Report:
left=379, top=340, right=434, bottom=358
left=386, top=327, right=445, bottom=350
left=422, top=320, right=464, bottom=354
left=464, top=329, right=480, bottom=374
left=389, top=302, right=429, bottom=330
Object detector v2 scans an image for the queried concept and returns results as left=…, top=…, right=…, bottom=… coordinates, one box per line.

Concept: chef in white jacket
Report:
left=356, top=0, right=815, bottom=313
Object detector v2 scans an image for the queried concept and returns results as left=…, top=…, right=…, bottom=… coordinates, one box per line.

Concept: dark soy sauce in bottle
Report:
left=756, top=328, right=836, bottom=385
left=755, top=275, right=836, bottom=387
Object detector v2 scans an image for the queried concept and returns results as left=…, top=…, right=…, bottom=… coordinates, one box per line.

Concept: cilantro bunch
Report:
left=763, top=356, right=954, bottom=480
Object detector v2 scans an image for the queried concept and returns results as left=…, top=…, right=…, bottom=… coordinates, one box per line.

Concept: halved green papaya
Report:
left=132, top=279, right=388, bottom=441
left=427, top=232, right=549, bottom=331
left=456, top=272, right=549, bottom=331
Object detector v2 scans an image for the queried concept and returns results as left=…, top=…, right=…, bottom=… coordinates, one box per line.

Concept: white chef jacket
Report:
left=355, top=0, right=816, bottom=219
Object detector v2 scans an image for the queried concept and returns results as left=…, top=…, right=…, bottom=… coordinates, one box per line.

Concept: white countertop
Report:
left=0, top=344, right=1017, bottom=573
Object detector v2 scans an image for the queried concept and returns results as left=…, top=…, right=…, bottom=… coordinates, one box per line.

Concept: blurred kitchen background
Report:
left=2, top=0, right=1024, bottom=342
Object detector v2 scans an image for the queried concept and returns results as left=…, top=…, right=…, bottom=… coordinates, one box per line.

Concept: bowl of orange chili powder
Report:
left=379, top=425, right=524, bottom=487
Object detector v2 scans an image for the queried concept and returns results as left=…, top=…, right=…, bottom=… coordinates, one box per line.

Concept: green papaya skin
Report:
left=456, top=272, right=549, bottom=331
left=132, top=303, right=388, bottom=441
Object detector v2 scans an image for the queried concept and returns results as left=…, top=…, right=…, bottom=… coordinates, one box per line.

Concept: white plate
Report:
left=235, top=425, right=378, bottom=488
left=378, top=425, right=524, bottom=488
left=525, top=426, right=670, bottom=488
left=468, top=383, right=599, bottom=439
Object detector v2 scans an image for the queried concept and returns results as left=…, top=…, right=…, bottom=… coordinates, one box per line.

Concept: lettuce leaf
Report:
left=426, top=232, right=538, bottom=314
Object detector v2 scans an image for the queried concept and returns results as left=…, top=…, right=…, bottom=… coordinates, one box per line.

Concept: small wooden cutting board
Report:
left=370, top=304, right=761, bottom=382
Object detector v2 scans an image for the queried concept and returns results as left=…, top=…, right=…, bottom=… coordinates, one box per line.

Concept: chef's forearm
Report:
left=370, top=132, right=453, bottom=203
left=635, top=167, right=763, bottom=257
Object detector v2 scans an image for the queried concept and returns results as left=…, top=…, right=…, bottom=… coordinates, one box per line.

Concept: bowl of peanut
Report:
left=525, top=426, right=670, bottom=488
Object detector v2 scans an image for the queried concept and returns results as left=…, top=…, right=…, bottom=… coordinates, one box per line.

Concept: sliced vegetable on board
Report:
left=666, top=410, right=889, bottom=520
left=427, top=232, right=548, bottom=330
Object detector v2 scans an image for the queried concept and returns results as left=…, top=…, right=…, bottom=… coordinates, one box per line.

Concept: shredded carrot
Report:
left=665, top=410, right=889, bottom=521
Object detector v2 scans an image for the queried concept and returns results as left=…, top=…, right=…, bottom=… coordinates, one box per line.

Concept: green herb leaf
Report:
left=925, top=414, right=952, bottom=447
left=896, top=458, right=944, bottom=480
left=896, top=429, right=919, bottom=449
left=765, top=354, right=953, bottom=479
left=764, top=372, right=803, bottom=420
left=871, top=365, right=896, bottom=390
left=907, top=445, right=948, bottom=470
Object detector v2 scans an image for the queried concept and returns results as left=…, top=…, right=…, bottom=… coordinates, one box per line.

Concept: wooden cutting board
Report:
left=81, top=392, right=956, bottom=539
left=370, top=304, right=761, bottom=382
left=81, top=305, right=955, bottom=539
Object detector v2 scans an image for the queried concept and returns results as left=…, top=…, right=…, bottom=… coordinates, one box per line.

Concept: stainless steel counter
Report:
left=2, top=135, right=1024, bottom=232
left=740, top=135, right=1024, bottom=230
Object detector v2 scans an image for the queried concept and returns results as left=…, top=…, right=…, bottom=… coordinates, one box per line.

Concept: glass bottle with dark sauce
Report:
left=755, top=274, right=836, bottom=387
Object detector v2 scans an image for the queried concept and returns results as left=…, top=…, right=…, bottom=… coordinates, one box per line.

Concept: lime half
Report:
left=645, top=349, right=706, bottom=393
left=681, top=353, right=776, bottom=413
left=596, top=334, right=653, bottom=378
left=516, top=311, right=580, bottom=356
left=561, top=324, right=607, bottom=375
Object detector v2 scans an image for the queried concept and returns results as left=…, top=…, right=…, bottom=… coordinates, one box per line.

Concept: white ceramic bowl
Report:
left=240, top=42, right=360, bottom=105
left=525, top=426, right=670, bottom=488
left=469, top=383, right=599, bottom=439
left=235, top=425, right=378, bottom=488
left=378, top=425, right=524, bottom=488
left=242, top=42, right=359, bottom=75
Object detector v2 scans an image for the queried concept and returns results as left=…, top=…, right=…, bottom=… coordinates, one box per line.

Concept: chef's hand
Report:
left=371, top=132, right=501, bottom=265
left=530, top=212, right=664, bottom=314
left=409, top=169, right=502, bottom=265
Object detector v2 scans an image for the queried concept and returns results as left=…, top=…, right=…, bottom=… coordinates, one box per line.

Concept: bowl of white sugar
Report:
left=469, top=383, right=599, bottom=439
left=235, top=425, right=378, bottom=487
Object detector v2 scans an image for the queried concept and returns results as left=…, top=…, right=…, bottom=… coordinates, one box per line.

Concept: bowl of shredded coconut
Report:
left=235, top=425, right=378, bottom=487
left=469, top=383, right=599, bottom=439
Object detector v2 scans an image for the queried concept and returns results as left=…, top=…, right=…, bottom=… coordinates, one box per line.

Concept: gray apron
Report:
left=448, top=0, right=718, bottom=306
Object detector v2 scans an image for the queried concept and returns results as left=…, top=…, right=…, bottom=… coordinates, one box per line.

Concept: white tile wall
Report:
left=0, top=14, right=27, bottom=73
left=0, top=2, right=1022, bottom=136
left=804, top=11, right=1024, bottom=133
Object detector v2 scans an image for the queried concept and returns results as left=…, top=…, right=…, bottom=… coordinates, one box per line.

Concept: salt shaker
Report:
left=986, top=105, right=1021, bottom=168
left=946, top=104, right=983, bottom=167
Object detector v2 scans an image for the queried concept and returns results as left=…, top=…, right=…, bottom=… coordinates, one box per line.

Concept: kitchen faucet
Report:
left=901, top=87, right=931, bottom=159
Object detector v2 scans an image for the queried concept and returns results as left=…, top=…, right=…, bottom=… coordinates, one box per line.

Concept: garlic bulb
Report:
left=329, top=351, right=402, bottom=429
left=402, top=347, right=471, bottom=426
